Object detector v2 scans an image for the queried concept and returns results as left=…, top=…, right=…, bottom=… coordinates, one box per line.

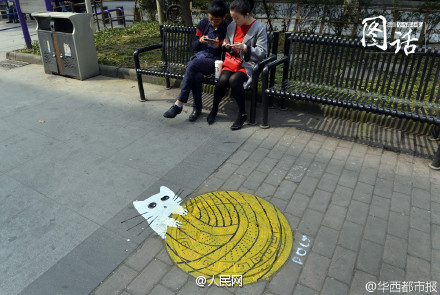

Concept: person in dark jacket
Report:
left=163, top=0, right=228, bottom=122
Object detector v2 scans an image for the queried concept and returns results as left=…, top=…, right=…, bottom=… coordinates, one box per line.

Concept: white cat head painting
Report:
left=131, top=186, right=188, bottom=239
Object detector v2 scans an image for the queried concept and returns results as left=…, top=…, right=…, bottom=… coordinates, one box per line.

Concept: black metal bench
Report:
left=134, top=24, right=279, bottom=124
left=261, top=33, right=440, bottom=168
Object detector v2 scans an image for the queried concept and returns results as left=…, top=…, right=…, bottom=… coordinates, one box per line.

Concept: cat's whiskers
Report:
left=120, top=211, right=151, bottom=223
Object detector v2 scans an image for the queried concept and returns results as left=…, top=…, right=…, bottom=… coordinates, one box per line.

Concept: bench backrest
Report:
left=283, top=33, right=440, bottom=110
left=160, top=24, right=279, bottom=67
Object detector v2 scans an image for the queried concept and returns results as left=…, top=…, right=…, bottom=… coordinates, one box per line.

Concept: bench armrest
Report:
left=251, top=54, right=277, bottom=82
left=261, top=56, right=289, bottom=89
left=133, top=43, right=163, bottom=70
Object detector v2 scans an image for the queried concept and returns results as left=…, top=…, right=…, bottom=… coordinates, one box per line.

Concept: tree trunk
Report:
left=180, top=0, right=192, bottom=26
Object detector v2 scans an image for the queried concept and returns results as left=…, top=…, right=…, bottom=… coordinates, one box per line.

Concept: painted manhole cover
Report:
left=0, top=60, right=29, bottom=70
left=165, top=191, right=293, bottom=285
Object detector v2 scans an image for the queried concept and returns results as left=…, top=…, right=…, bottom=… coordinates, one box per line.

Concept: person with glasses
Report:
left=163, top=0, right=229, bottom=122
left=207, top=0, right=267, bottom=130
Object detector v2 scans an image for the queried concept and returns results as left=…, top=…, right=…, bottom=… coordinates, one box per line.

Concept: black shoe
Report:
left=207, top=108, right=218, bottom=125
left=231, top=113, right=248, bottom=130
left=189, top=107, right=201, bottom=122
left=14, top=20, right=19, bottom=23
left=6, top=21, right=13, bottom=23
left=163, top=104, right=182, bottom=118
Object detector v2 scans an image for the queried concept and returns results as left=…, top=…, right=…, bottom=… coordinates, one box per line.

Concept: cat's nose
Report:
left=164, top=206, right=167, bottom=208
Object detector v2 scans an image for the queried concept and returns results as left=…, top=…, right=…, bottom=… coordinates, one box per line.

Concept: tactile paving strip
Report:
left=166, top=191, right=293, bottom=285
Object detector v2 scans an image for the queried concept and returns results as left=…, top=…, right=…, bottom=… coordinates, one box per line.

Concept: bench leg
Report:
left=137, top=72, right=147, bottom=102
left=165, top=77, right=171, bottom=89
left=429, top=143, right=440, bottom=170
left=260, top=91, right=270, bottom=129
left=249, top=83, right=258, bottom=125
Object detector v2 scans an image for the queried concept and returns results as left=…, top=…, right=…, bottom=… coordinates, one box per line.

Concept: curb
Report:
left=5, top=51, right=172, bottom=86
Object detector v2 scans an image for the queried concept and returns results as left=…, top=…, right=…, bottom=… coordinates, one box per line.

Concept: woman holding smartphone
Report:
left=207, top=0, right=267, bottom=130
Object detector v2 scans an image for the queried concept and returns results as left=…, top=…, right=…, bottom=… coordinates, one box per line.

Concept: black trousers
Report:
left=212, top=70, right=248, bottom=115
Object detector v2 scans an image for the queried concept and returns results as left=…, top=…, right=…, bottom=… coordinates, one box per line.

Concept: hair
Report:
left=229, top=0, right=254, bottom=16
left=208, top=0, right=229, bottom=17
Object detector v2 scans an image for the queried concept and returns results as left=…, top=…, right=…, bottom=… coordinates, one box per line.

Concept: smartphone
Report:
left=204, top=38, right=216, bottom=42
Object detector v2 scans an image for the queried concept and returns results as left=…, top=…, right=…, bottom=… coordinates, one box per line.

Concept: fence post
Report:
left=319, top=5, right=327, bottom=35
left=293, top=3, right=302, bottom=33
left=418, top=11, right=429, bottom=46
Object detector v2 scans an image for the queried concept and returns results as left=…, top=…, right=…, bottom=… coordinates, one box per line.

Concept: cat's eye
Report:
left=148, top=202, right=157, bottom=209
left=161, top=196, right=169, bottom=201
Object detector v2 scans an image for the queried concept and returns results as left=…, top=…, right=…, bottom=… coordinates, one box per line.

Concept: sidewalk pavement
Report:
left=1, top=27, right=439, bottom=295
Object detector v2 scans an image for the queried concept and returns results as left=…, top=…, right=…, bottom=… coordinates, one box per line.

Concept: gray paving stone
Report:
left=322, top=137, right=339, bottom=152
left=125, top=237, right=164, bottom=272
left=284, top=213, right=301, bottom=230
left=148, top=284, right=175, bottom=295
left=358, top=167, right=378, bottom=185
left=239, top=138, right=261, bottom=154
left=287, top=165, right=308, bottom=183
left=357, top=240, right=383, bottom=276
left=432, top=249, right=440, bottom=281
left=369, top=195, right=390, bottom=220
left=383, top=235, right=407, bottom=269
left=305, top=161, right=327, bottom=179
left=270, top=197, right=289, bottom=212
left=346, top=200, right=369, bottom=225
left=255, top=157, right=278, bottom=174
left=317, top=173, right=340, bottom=193
left=273, top=180, right=296, bottom=201
left=266, top=145, right=288, bottom=160
left=432, top=201, right=440, bottom=225
left=235, top=159, right=260, bottom=178
left=353, top=182, right=374, bottom=204
left=160, top=266, right=189, bottom=292
left=313, top=149, right=334, bottom=166
left=215, top=163, right=240, bottom=181
left=196, top=177, right=226, bottom=194
left=338, top=169, right=359, bottom=189
left=242, top=170, right=268, bottom=191
left=312, top=226, right=339, bottom=258
left=292, top=284, right=319, bottom=295
left=331, top=186, right=354, bottom=208
left=255, top=183, right=277, bottom=199
left=328, top=246, right=357, bottom=285
left=349, top=270, right=377, bottom=295
left=224, top=173, right=247, bottom=191
left=177, top=279, right=208, bottom=295
left=308, top=189, right=332, bottom=213
left=285, top=142, right=306, bottom=157
left=411, top=187, right=431, bottom=210
left=393, top=176, right=413, bottom=195
left=325, top=159, right=346, bottom=176
left=322, top=204, right=347, bottom=230
left=305, top=140, right=323, bottom=154
left=408, top=229, right=431, bottom=261
left=332, top=147, right=351, bottom=161
left=321, top=277, right=349, bottom=295
left=265, top=169, right=288, bottom=187
left=363, top=216, right=388, bottom=245
left=390, top=192, right=411, bottom=215
left=433, top=224, right=440, bottom=250
left=127, top=260, right=169, bottom=295
left=267, top=260, right=301, bottom=295
left=387, top=211, right=410, bottom=241
left=298, top=252, right=331, bottom=291
left=374, top=178, right=394, bottom=199
left=156, top=249, right=174, bottom=266
left=296, top=176, right=320, bottom=197
left=405, top=256, right=431, bottom=282
left=298, top=209, right=324, bottom=237
left=275, top=155, right=297, bottom=172
left=227, top=150, right=251, bottom=166
left=260, top=129, right=287, bottom=150
left=235, top=280, right=266, bottom=295
left=344, top=155, right=364, bottom=173
left=295, top=152, right=316, bottom=169
left=395, top=156, right=413, bottom=177
left=379, top=263, right=405, bottom=282
left=410, top=207, right=430, bottom=233
left=92, top=264, right=138, bottom=295
left=285, top=192, right=310, bottom=218
left=338, top=221, right=364, bottom=252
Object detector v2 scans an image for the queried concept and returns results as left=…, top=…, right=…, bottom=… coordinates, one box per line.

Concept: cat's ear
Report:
left=160, top=186, right=175, bottom=196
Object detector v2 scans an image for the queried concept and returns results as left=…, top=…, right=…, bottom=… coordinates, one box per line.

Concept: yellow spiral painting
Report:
left=165, top=191, right=293, bottom=285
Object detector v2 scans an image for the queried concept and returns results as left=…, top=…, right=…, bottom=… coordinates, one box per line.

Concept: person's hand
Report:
left=211, top=37, right=220, bottom=48
left=199, top=35, right=209, bottom=44
left=232, top=42, right=247, bottom=52
left=223, top=40, right=231, bottom=50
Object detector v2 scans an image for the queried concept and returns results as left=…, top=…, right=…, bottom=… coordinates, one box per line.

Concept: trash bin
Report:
left=32, top=12, right=99, bottom=80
